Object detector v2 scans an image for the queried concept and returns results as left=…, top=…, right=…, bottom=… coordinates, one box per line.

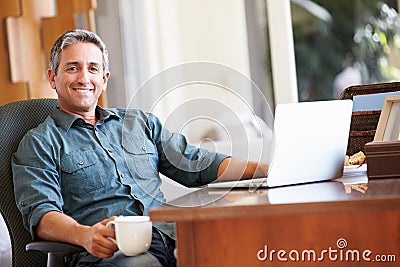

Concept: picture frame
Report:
left=374, top=95, right=400, bottom=141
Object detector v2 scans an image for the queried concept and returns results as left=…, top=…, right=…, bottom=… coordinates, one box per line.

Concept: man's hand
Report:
left=80, top=217, right=119, bottom=258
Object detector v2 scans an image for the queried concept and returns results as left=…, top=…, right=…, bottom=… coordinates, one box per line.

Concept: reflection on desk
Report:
left=165, top=178, right=400, bottom=211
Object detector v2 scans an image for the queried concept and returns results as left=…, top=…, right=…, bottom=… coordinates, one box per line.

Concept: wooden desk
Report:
left=149, top=178, right=400, bottom=266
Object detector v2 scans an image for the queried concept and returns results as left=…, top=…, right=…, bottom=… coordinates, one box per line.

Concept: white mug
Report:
left=106, top=216, right=152, bottom=256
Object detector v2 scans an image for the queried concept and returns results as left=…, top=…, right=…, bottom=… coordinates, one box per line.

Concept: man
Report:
left=12, top=29, right=268, bottom=267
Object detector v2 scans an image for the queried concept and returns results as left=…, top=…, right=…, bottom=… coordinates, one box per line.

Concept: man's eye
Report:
left=67, top=66, right=78, bottom=72
left=89, top=66, right=100, bottom=73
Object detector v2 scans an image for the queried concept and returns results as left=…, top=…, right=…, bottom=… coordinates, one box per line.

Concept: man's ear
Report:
left=48, top=69, right=57, bottom=89
left=102, top=71, right=110, bottom=92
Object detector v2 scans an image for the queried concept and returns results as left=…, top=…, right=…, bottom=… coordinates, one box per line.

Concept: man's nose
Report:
left=77, top=69, right=90, bottom=83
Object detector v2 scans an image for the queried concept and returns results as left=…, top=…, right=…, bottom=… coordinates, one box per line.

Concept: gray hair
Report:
left=49, top=29, right=109, bottom=76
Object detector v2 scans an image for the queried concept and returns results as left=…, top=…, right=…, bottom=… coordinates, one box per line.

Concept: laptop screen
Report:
left=266, top=99, right=353, bottom=187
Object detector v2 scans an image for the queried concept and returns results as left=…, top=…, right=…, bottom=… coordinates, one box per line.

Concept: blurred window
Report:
left=292, top=0, right=400, bottom=100
left=246, top=0, right=400, bottom=106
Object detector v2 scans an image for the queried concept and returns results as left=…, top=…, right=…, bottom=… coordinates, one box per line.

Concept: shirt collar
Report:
left=51, top=106, right=121, bottom=131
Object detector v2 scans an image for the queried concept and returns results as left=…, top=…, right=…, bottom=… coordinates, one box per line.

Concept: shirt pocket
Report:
left=60, top=150, right=105, bottom=194
left=122, top=137, right=159, bottom=179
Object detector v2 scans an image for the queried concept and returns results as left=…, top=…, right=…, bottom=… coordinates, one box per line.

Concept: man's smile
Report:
left=72, top=87, right=94, bottom=92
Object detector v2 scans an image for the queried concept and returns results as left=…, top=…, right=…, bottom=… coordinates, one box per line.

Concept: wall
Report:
left=96, top=0, right=254, bottom=143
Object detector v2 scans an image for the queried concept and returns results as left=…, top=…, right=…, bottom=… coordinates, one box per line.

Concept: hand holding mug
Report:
left=106, top=216, right=152, bottom=256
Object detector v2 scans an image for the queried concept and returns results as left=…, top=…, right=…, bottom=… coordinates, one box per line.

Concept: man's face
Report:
left=48, top=42, right=109, bottom=115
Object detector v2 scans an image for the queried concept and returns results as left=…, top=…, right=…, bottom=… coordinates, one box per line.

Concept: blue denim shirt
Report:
left=12, top=106, right=227, bottom=244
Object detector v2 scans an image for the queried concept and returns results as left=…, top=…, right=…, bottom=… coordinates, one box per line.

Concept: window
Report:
left=247, top=0, right=400, bottom=107
left=292, top=0, right=400, bottom=101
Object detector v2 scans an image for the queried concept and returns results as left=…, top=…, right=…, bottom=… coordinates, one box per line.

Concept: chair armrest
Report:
left=26, top=241, right=84, bottom=254
left=26, top=241, right=84, bottom=267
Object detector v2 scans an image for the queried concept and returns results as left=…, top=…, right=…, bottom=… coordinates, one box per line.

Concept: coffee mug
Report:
left=106, top=216, right=152, bottom=256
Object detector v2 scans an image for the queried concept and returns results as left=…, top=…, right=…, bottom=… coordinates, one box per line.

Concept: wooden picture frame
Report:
left=374, top=95, right=400, bottom=141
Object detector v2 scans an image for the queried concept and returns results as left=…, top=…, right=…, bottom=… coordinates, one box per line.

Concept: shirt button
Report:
left=21, top=201, right=27, bottom=206
left=120, top=173, right=125, bottom=178
left=78, top=160, right=84, bottom=165
left=142, top=147, right=146, bottom=152
left=107, top=149, right=112, bottom=153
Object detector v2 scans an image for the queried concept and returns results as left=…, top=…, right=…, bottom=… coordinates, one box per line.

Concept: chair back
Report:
left=0, top=99, right=58, bottom=267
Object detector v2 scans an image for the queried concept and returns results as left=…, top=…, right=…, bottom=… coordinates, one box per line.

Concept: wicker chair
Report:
left=337, top=82, right=400, bottom=155
left=0, top=99, right=84, bottom=267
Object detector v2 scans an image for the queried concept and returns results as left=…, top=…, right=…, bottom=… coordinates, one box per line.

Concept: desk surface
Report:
left=150, top=178, right=400, bottom=221
left=150, top=177, right=400, bottom=267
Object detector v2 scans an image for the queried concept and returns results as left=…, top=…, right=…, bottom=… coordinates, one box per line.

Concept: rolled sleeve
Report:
left=27, top=205, right=62, bottom=239
left=199, top=151, right=230, bottom=185
left=12, top=132, right=64, bottom=239
left=147, top=113, right=230, bottom=187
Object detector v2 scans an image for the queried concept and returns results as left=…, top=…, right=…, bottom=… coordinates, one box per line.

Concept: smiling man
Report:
left=12, top=29, right=268, bottom=267
left=48, top=37, right=109, bottom=124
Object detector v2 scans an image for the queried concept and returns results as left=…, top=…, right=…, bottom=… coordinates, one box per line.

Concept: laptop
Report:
left=208, top=99, right=353, bottom=189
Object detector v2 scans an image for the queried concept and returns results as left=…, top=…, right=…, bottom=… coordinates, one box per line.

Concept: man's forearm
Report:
left=36, top=211, right=117, bottom=258
left=217, top=157, right=268, bottom=181
left=36, top=211, right=89, bottom=246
